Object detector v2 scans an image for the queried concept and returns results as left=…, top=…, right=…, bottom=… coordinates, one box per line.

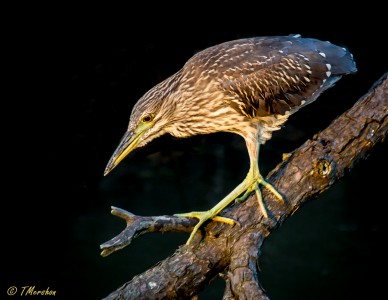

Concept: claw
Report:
left=260, top=178, right=284, bottom=202
left=175, top=165, right=284, bottom=245
left=174, top=211, right=237, bottom=245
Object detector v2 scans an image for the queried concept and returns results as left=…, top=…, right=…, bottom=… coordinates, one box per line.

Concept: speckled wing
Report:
left=191, top=36, right=357, bottom=118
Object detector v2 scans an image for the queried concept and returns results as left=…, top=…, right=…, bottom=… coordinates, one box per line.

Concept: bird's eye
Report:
left=141, top=114, right=154, bottom=123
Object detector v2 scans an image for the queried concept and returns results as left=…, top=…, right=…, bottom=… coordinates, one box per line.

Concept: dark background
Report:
left=3, top=5, right=387, bottom=300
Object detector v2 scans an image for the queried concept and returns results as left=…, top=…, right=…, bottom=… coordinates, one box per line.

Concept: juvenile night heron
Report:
left=104, top=35, right=357, bottom=245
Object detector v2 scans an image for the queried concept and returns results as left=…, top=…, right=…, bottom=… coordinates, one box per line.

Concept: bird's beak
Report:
left=104, top=126, right=147, bottom=176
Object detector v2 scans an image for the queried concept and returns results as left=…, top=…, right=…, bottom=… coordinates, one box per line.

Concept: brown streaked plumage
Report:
left=104, top=35, right=357, bottom=245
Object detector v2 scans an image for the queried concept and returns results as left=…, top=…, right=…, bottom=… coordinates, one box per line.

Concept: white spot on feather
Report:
left=149, top=282, right=158, bottom=289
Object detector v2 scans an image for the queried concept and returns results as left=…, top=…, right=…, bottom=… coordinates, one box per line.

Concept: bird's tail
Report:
left=313, top=40, right=357, bottom=75
left=289, top=34, right=357, bottom=75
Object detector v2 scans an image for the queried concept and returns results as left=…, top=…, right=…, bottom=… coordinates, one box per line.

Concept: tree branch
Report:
left=101, top=72, right=387, bottom=299
left=100, top=207, right=196, bottom=257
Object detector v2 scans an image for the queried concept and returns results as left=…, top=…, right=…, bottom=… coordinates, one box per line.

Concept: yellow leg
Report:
left=175, top=163, right=283, bottom=245
left=175, top=174, right=255, bottom=245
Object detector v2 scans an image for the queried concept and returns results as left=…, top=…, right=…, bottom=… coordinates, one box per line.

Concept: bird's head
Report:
left=103, top=78, right=179, bottom=176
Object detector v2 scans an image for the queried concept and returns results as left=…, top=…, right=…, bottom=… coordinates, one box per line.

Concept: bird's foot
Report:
left=258, top=176, right=284, bottom=202
left=174, top=211, right=236, bottom=245
left=174, top=175, right=282, bottom=245
left=235, top=176, right=283, bottom=218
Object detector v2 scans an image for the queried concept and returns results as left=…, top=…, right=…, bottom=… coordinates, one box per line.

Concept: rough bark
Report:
left=101, top=72, right=387, bottom=299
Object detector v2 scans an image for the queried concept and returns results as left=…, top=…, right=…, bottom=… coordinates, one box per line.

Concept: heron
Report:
left=104, top=35, right=357, bottom=245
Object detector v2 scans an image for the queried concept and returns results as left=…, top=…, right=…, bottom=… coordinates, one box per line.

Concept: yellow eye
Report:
left=141, top=114, right=154, bottom=123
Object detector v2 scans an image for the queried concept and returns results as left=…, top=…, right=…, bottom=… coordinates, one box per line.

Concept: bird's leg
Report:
left=174, top=174, right=257, bottom=245
left=175, top=138, right=283, bottom=246
left=236, top=139, right=283, bottom=206
left=234, top=155, right=283, bottom=218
